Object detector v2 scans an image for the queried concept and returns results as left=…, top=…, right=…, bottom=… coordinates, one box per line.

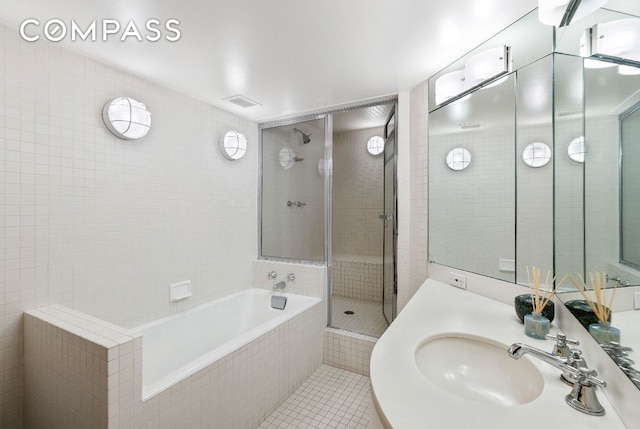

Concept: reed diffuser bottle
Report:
left=568, top=272, right=619, bottom=345
left=524, top=267, right=559, bottom=339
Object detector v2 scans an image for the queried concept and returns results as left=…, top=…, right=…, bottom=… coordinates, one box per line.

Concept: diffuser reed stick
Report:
left=567, top=272, right=617, bottom=323
left=526, top=266, right=561, bottom=315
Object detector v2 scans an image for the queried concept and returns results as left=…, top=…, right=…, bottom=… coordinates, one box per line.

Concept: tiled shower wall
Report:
left=332, top=128, right=384, bottom=300
left=332, top=128, right=383, bottom=260
left=0, top=23, right=258, bottom=426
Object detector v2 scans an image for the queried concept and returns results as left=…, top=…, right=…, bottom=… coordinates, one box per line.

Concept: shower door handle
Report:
left=379, top=214, right=393, bottom=227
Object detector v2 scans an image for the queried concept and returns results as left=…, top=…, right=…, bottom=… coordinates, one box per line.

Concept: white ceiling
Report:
left=0, top=1, right=636, bottom=123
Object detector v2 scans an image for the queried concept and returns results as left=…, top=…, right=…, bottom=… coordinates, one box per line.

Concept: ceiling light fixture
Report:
left=435, top=70, right=465, bottom=106
left=464, top=46, right=510, bottom=90
left=102, top=97, right=151, bottom=140
left=581, top=18, right=640, bottom=67
left=618, top=65, right=640, bottom=75
left=538, top=0, right=607, bottom=27
left=434, top=46, right=511, bottom=108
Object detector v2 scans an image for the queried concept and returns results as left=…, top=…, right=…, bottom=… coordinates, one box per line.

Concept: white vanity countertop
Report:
left=370, top=278, right=626, bottom=429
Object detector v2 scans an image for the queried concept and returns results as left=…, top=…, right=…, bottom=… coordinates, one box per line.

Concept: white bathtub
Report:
left=135, top=288, right=321, bottom=401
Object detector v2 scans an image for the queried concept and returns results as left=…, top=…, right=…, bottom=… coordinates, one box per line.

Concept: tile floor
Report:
left=331, top=295, right=388, bottom=337
left=257, top=365, right=371, bottom=429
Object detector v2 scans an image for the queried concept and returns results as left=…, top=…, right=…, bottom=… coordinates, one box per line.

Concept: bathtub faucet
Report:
left=272, top=281, right=286, bottom=290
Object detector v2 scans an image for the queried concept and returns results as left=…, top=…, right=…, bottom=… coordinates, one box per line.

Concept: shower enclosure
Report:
left=259, top=100, right=397, bottom=338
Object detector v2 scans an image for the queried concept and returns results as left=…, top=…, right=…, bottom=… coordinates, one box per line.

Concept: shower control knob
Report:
left=287, top=201, right=293, bottom=207
left=296, top=201, right=306, bottom=207
left=267, top=271, right=277, bottom=279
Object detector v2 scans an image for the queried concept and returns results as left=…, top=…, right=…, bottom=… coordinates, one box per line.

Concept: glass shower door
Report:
left=382, top=107, right=397, bottom=324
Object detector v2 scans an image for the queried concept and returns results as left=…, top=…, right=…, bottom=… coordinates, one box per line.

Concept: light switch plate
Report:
left=634, top=292, right=640, bottom=310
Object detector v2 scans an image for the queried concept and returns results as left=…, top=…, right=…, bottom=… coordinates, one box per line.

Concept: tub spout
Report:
left=273, top=281, right=286, bottom=290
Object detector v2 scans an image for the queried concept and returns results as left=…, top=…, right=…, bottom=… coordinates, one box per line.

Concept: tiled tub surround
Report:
left=24, top=292, right=324, bottom=428
left=135, top=288, right=321, bottom=400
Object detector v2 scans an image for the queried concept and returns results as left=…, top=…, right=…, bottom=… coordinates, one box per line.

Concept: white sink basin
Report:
left=415, top=334, right=544, bottom=406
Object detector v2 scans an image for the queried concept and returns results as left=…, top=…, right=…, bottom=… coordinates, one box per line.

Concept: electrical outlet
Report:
left=449, top=272, right=467, bottom=289
left=634, top=292, right=640, bottom=310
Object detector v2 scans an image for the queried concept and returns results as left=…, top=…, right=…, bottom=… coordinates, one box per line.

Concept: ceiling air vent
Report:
left=223, top=94, right=262, bottom=108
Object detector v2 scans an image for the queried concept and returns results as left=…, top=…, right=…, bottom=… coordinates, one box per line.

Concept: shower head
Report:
left=293, top=128, right=311, bottom=144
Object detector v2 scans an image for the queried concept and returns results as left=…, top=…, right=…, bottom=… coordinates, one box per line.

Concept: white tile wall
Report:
left=252, top=259, right=327, bottom=301
left=332, top=127, right=384, bottom=259
left=554, top=117, right=585, bottom=282
left=404, top=85, right=429, bottom=312
left=585, top=116, right=620, bottom=275
left=429, top=122, right=516, bottom=282
left=1, top=22, right=258, bottom=426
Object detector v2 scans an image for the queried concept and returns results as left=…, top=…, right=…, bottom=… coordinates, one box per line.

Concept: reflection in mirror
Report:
left=261, top=118, right=326, bottom=261
left=621, top=103, right=640, bottom=268
left=557, top=55, right=640, bottom=390
left=445, top=148, right=471, bottom=171
left=516, top=57, right=553, bottom=285
left=521, top=142, right=552, bottom=168
left=554, top=54, right=585, bottom=283
left=567, top=136, right=585, bottom=163
left=426, top=2, right=640, bottom=394
left=429, top=74, right=516, bottom=282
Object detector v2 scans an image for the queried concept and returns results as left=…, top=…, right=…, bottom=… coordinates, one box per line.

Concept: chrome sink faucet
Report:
left=508, top=343, right=607, bottom=416
left=546, top=334, right=584, bottom=385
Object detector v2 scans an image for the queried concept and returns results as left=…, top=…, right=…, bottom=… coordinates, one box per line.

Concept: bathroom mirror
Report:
left=429, top=73, right=517, bottom=283
left=428, top=5, right=640, bottom=390
left=620, top=102, right=640, bottom=269
left=556, top=55, right=640, bottom=389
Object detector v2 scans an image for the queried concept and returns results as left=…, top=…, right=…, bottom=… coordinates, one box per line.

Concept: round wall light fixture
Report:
left=522, top=142, right=552, bottom=167
left=567, top=136, right=585, bottom=163
left=367, top=136, right=385, bottom=156
left=446, top=148, right=471, bottom=171
left=218, top=130, right=248, bottom=160
left=102, top=97, right=151, bottom=140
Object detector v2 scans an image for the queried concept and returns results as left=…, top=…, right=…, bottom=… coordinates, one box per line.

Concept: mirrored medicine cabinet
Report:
left=427, top=6, right=640, bottom=392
